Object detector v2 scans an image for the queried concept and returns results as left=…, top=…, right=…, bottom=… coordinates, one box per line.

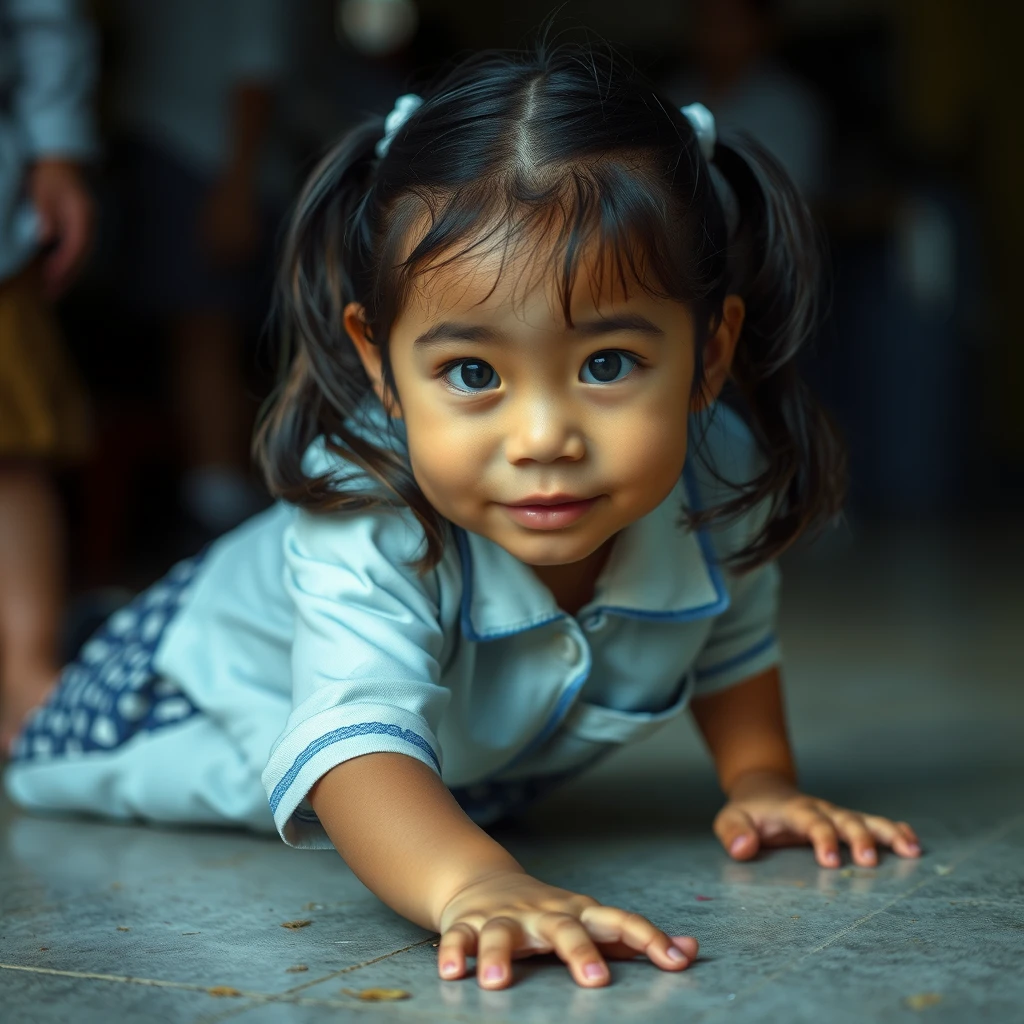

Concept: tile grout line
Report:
left=0, top=936, right=440, bottom=1014
left=194, top=936, right=443, bottom=1023
left=694, top=811, right=1024, bottom=1022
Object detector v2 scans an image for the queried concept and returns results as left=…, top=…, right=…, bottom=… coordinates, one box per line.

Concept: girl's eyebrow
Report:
left=413, top=313, right=664, bottom=349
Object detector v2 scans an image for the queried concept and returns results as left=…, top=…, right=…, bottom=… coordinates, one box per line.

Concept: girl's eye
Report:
left=438, top=350, right=640, bottom=394
left=441, top=359, right=500, bottom=393
left=579, top=350, right=640, bottom=385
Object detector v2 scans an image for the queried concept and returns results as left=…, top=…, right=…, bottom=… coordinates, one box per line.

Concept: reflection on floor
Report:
left=2, top=522, right=1022, bottom=1023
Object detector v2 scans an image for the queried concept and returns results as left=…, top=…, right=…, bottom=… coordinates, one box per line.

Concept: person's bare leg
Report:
left=0, top=461, right=64, bottom=755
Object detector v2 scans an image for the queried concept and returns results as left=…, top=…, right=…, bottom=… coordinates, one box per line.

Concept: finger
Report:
left=832, top=813, right=878, bottom=867
left=894, top=820, right=922, bottom=856
left=864, top=817, right=921, bottom=857
left=437, top=922, right=477, bottom=981
left=61, top=196, right=92, bottom=273
left=476, top=916, right=522, bottom=989
left=713, top=806, right=760, bottom=860
left=785, top=805, right=841, bottom=867
left=45, top=202, right=90, bottom=296
left=580, top=906, right=694, bottom=973
left=34, top=200, right=55, bottom=244
left=535, top=913, right=611, bottom=987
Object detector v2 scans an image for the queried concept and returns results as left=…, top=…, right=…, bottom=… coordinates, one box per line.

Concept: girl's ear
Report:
left=690, top=294, right=745, bottom=413
left=343, top=302, right=403, bottom=418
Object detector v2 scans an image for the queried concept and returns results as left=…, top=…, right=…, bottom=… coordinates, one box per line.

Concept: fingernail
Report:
left=441, top=962, right=457, bottom=975
left=730, top=836, right=748, bottom=855
left=484, top=965, right=504, bottom=982
left=906, top=843, right=921, bottom=855
left=825, top=852, right=840, bottom=866
left=861, top=849, right=877, bottom=864
left=584, top=962, right=606, bottom=979
left=667, top=946, right=688, bottom=963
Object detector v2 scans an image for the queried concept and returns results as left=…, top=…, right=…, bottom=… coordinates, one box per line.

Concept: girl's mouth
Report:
left=501, top=497, right=599, bottom=529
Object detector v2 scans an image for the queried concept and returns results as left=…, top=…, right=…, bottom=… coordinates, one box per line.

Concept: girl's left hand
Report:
left=713, top=770, right=922, bottom=868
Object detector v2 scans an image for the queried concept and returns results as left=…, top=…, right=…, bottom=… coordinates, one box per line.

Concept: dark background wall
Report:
left=59, top=0, right=1023, bottom=588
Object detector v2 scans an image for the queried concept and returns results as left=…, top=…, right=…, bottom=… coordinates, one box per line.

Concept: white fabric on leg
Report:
left=5, top=714, right=275, bottom=833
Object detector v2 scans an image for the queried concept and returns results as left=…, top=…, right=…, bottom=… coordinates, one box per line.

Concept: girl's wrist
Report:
left=431, top=859, right=528, bottom=932
left=724, top=766, right=799, bottom=801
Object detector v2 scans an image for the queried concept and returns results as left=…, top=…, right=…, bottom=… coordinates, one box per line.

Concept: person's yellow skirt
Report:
left=0, top=264, right=91, bottom=462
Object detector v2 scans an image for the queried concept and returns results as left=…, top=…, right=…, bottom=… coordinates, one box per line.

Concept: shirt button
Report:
left=559, top=633, right=581, bottom=662
left=584, top=613, right=607, bottom=632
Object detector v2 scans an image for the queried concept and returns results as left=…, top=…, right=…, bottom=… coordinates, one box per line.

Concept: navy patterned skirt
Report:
left=11, top=553, right=207, bottom=764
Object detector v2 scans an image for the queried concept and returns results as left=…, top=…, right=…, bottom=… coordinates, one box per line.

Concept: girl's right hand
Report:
left=435, top=870, right=698, bottom=989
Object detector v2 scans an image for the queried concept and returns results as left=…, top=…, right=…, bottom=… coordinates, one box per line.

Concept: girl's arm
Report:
left=308, top=751, right=524, bottom=931
left=688, top=666, right=797, bottom=794
left=307, top=751, right=698, bottom=989
left=689, top=667, right=921, bottom=867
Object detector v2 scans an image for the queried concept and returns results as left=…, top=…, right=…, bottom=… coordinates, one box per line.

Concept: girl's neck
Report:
left=529, top=533, right=618, bottom=617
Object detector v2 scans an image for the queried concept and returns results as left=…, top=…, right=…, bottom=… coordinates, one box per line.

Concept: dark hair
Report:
left=254, top=35, right=847, bottom=577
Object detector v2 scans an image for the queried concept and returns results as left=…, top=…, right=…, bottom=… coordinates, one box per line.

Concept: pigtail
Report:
left=695, top=132, right=848, bottom=570
left=254, top=121, right=412, bottom=513
left=252, top=117, right=446, bottom=576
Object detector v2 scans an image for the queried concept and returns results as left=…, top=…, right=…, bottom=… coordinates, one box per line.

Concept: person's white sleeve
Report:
left=262, top=507, right=451, bottom=848
left=226, top=0, right=289, bottom=81
left=692, top=559, right=782, bottom=696
left=8, top=0, right=97, bottom=158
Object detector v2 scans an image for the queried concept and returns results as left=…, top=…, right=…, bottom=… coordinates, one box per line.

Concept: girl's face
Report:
left=345, top=234, right=743, bottom=590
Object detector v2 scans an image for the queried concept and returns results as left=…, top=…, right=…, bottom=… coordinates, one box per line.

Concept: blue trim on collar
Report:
left=453, top=525, right=567, bottom=642
left=453, top=464, right=730, bottom=642
left=681, top=459, right=731, bottom=619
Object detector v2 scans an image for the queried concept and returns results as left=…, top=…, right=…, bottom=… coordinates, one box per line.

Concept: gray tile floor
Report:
left=2, top=522, right=1022, bottom=1023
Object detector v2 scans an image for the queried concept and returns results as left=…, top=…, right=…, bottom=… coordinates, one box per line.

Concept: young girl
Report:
left=4, top=39, right=922, bottom=991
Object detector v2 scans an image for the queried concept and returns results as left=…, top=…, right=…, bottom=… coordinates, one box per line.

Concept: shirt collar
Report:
left=335, top=395, right=730, bottom=640
left=453, top=460, right=729, bottom=642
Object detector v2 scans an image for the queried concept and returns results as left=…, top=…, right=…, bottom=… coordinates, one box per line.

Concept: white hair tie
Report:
left=375, top=93, right=423, bottom=158
left=680, top=102, right=717, bottom=161
left=377, top=95, right=714, bottom=162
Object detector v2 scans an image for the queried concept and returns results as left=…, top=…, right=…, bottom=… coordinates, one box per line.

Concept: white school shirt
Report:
left=153, top=396, right=782, bottom=849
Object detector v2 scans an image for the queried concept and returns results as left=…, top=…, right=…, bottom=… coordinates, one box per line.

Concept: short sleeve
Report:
left=692, top=559, right=782, bottom=696
left=8, top=0, right=98, bottom=158
left=261, top=506, right=450, bottom=848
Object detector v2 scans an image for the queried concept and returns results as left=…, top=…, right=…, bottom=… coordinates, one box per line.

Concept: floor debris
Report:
left=905, top=993, right=943, bottom=1011
left=281, top=920, right=313, bottom=929
left=207, top=986, right=242, bottom=998
left=342, top=987, right=411, bottom=1001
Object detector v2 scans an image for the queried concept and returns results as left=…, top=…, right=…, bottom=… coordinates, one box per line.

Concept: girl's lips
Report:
left=501, top=497, right=599, bottom=529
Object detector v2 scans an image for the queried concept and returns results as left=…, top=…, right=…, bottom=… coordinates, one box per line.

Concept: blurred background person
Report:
left=0, top=0, right=97, bottom=752
left=102, top=0, right=293, bottom=543
left=661, top=0, right=829, bottom=200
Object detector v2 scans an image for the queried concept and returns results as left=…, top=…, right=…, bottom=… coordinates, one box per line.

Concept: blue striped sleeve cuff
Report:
left=261, top=703, right=442, bottom=849
left=692, top=632, right=782, bottom=696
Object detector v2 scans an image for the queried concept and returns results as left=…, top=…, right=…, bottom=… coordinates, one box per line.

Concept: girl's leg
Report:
left=0, top=460, right=64, bottom=755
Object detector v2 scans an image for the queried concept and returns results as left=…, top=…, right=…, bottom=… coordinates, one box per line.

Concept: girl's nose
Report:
left=503, top=397, right=586, bottom=464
